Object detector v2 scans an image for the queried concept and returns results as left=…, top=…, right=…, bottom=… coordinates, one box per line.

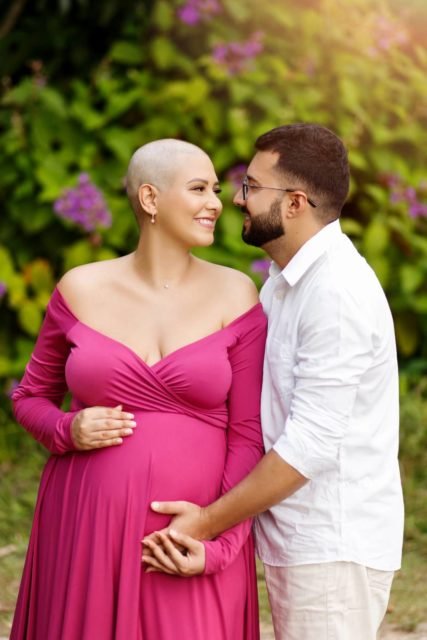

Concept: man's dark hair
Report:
left=255, top=123, right=350, bottom=221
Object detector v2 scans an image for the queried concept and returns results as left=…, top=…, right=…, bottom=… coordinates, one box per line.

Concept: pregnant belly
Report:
left=42, top=412, right=227, bottom=536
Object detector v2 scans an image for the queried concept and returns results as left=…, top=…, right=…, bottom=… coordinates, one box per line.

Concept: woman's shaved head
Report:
left=126, top=139, right=207, bottom=217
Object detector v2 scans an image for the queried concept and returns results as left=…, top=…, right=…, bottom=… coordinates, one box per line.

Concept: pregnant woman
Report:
left=11, top=139, right=266, bottom=640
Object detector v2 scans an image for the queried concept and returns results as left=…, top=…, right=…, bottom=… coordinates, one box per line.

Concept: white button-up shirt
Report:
left=254, top=220, right=404, bottom=571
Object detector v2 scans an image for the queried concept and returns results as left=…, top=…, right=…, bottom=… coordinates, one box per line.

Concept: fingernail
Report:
left=126, top=413, right=134, bottom=419
left=129, top=421, right=137, bottom=427
left=151, top=501, right=159, bottom=510
left=169, top=529, right=177, bottom=537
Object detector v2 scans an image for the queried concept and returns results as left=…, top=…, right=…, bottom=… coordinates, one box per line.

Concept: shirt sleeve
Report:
left=203, top=307, right=266, bottom=574
left=273, top=283, right=375, bottom=479
left=11, top=295, right=79, bottom=455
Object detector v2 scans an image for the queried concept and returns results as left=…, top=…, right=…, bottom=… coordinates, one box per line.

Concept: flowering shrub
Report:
left=384, top=174, right=427, bottom=219
left=212, top=32, right=264, bottom=74
left=54, top=174, right=112, bottom=232
left=178, top=0, right=221, bottom=25
left=367, top=14, right=409, bottom=56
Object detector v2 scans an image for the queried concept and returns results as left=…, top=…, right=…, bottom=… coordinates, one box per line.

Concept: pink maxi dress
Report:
left=11, top=288, right=267, bottom=640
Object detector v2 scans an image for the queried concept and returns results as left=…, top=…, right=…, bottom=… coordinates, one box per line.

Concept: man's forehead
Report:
left=247, top=150, right=280, bottom=179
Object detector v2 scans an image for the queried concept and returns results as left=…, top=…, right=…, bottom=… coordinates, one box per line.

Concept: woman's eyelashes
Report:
left=191, top=185, right=222, bottom=194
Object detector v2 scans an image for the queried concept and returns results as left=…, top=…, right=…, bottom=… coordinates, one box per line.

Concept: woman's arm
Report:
left=143, top=305, right=267, bottom=575
left=202, top=309, right=266, bottom=573
left=12, top=290, right=137, bottom=455
left=12, top=297, right=79, bottom=455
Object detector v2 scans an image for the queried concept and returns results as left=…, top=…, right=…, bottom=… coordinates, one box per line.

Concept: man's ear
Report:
left=138, top=183, right=158, bottom=215
left=285, top=192, right=308, bottom=218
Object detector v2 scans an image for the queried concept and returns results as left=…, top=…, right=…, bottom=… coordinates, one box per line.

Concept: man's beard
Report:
left=241, top=198, right=285, bottom=247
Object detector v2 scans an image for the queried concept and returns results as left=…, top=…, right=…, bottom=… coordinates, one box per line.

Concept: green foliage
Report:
left=1, top=0, right=427, bottom=403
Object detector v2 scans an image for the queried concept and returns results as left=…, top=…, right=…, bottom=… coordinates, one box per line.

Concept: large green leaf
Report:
left=363, top=220, right=390, bottom=257
left=18, top=300, right=43, bottom=336
left=400, top=265, right=425, bottom=295
left=110, top=42, right=143, bottom=65
left=395, top=314, right=420, bottom=357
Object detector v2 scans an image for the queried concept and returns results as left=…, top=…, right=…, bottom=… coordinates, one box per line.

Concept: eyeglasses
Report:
left=241, top=178, right=317, bottom=208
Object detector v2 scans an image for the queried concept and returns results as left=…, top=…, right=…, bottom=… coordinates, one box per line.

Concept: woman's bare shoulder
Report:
left=198, top=261, right=260, bottom=322
left=57, top=257, right=126, bottom=311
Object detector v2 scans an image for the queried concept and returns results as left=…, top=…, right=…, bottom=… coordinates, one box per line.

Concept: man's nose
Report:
left=233, top=187, right=245, bottom=206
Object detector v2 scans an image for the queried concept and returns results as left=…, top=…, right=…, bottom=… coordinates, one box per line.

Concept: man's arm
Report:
left=150, top=450, right=307, bottom=540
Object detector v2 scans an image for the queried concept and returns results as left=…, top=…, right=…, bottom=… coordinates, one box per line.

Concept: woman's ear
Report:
left=138, top=183, right=158, bottom=215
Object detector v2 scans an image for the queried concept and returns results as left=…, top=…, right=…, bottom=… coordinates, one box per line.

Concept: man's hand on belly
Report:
left=149, top=500, right=209, bottom=540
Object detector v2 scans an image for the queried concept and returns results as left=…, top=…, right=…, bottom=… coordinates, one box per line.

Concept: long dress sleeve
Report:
left=203, top=306, right=266, bottom=574
left=11, top=290, right=79, bottom=455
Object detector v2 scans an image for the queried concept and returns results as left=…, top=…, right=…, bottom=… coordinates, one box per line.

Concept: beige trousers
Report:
left=264, top=561, right=394, bottom=640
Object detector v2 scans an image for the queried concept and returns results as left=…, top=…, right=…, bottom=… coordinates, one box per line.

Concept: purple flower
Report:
left=251, top=259, right=271, bottom=283
left=384, top=173, right=427, bottom=219
left=212, top=45, right=228, bottom=63
left=54, top=174, right=112, bottom=232
left=178, top=4, right=200, bottom=25
left=408, top=202, right=427, bottom=219
left=404, top=187, right=417, bottom=202
left=0, top=281, right=7, bottom=299
left=212, top=32, right=264, bottom=75
left=226, top=164, right=247, bottom=190
left=368, top=14, right=408, bottom=56
left=178, top=0, right=221, bottom=25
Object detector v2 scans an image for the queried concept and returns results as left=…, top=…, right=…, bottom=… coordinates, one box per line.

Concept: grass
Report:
left=1, top=407, right=427, bottom=636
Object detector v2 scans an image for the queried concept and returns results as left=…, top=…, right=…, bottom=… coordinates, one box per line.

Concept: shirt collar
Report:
left=269, top=219, right=342, bottom=287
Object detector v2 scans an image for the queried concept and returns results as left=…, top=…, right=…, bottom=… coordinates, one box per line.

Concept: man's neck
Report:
left=264, top=221, right=325, bottom=269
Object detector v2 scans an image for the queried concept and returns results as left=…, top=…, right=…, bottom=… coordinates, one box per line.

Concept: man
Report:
left=144, top=124, right=404, bottom=640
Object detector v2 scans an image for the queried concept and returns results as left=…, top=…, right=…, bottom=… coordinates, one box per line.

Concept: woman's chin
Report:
left=191, top=231, right=215, bottom=248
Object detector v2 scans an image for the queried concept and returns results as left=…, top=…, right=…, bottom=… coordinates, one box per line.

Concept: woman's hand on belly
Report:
left=71, top=405, right=137, bottom=450
left=142, top=530, right=205, bottom=576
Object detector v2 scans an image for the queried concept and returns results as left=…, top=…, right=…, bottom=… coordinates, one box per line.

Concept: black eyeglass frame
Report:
left=242, top=179, right=317, bottom=208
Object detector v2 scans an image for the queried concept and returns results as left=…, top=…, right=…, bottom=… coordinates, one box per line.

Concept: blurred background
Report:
left=0, top=0, right=426, bottom=635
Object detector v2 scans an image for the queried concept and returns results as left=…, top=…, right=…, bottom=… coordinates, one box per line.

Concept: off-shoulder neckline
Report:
left=53, top=287, right=263, bottom=369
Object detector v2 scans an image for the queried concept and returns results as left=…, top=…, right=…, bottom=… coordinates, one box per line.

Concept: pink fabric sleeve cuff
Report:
left=53, top=411, right=79, bottom=455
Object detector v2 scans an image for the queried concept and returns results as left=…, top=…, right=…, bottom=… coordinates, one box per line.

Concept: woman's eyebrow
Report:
left=186, top=178, right=220, bottom=186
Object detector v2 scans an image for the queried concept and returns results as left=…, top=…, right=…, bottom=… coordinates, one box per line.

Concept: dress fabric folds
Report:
left=11, top=288, right=267, bottom=640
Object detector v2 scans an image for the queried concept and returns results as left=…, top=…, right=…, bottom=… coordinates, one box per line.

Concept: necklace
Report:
left=163, top=283, right=170, bottom=289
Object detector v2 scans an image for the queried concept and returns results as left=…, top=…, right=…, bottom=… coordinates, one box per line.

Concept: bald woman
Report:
left=10, top=139, right=267, bottom=640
